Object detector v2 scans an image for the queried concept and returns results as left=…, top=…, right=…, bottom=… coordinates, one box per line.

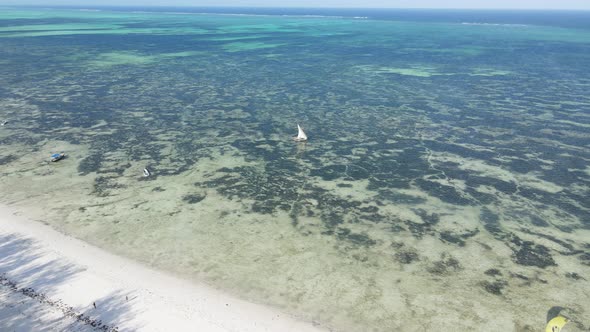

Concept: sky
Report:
left=0, top=0, right=589, bottom=10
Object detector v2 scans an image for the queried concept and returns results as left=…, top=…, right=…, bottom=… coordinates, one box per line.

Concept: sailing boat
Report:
left=293, top=124, right=308, bottom=142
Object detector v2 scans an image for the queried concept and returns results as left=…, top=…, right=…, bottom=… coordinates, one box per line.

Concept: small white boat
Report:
left=143, top=168, right=151, bottom=177
left=1, top=121, right=7, bottom=126
left=293, top=124, right=308, bottom=142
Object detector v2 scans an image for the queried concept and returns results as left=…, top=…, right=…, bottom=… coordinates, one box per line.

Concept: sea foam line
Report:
left=460, top=22, right=528, bottom=27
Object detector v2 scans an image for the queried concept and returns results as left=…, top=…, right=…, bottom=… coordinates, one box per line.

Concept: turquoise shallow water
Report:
left=0, top=7, right=589, bottom=331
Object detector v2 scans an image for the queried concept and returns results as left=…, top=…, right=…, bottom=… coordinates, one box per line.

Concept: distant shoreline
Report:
left=0, top=204, right=325, bottom=332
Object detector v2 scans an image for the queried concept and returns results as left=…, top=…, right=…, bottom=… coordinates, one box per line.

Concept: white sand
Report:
left=0, top=205, right=325, bottom=332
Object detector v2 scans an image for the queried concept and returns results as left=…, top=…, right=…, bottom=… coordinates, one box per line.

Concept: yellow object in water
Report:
left=546, top=316, right=568, bottom=332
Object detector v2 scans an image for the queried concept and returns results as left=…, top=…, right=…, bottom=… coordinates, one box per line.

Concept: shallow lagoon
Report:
left=0, top=7, right=589, bottom=331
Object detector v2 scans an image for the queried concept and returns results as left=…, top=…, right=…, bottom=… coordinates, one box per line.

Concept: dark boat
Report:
left=50, top=153, right=65, bottom=162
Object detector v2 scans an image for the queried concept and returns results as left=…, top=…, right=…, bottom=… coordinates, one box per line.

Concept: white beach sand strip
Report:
left=0, top=205, right=325, bottom=332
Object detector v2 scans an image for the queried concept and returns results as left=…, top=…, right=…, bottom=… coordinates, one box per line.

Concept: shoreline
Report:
left=0, top=204, right=326, bottom=332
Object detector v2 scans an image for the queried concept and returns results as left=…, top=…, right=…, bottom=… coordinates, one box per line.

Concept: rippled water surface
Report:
left=0, top=7, right=589, bottom=331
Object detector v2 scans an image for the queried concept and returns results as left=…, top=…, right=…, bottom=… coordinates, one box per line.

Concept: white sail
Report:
left=296, top=124, right=308, bottom=141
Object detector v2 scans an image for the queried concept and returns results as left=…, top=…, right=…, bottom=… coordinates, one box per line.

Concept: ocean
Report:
left=0, top=6, right=589, bottom=331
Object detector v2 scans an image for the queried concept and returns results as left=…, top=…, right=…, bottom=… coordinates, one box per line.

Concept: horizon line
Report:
left=2, top=4, right=590, bottom=12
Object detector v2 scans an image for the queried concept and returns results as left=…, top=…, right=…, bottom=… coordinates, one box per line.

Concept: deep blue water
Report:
left=9, top=6, right=590, bottom=29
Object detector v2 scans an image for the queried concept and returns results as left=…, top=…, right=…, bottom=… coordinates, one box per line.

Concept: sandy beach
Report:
left=0, top=205, right=325, bottom=332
